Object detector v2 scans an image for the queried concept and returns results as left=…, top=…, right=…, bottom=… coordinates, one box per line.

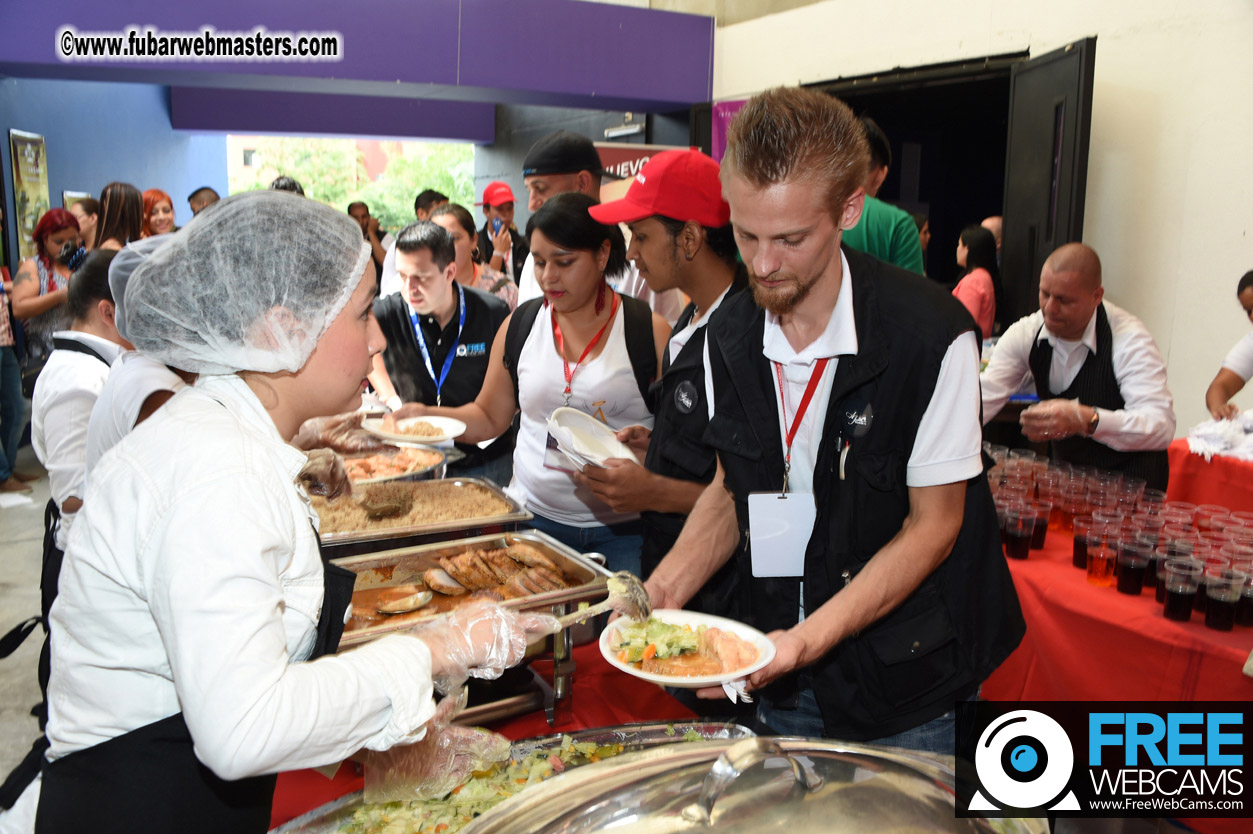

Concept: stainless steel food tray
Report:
left=332, top=530, right=610, bottom=647
left=317, top=478, right=533, bottom=558
left=269, top=722, right=756, bottom=834
left=343, top=441, right=450, bottom=485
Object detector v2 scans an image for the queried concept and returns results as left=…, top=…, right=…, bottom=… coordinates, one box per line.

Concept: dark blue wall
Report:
left=1, top=77, right=226, bottom=269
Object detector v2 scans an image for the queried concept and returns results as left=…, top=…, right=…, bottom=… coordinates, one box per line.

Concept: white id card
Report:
left=747, top=491, right=815, bottom=577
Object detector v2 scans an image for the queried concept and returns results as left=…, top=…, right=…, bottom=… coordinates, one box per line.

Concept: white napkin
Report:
left=721, top=678, right=754, bottom=704
left=1187, top=417, right=1253, bottom=462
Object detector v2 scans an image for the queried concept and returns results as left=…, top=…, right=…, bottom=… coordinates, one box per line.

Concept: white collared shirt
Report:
left=705, top=250, right=984, bottom=492
left=47, top=374, right=437, bottom=779
left=31, top=331, right=125, bottom=550
left=667, top=282, right=734, bottom=363
left=85, top=350, right=185, bottom=475
left=980, top=301, right=1176, bottom=451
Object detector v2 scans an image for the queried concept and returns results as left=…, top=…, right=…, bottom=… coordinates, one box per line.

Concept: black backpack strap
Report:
left=51, top=336, right=110, bottom=367
left=620, top=294, right=658, bottom=413
left=501, top=297, right=544, bottom=409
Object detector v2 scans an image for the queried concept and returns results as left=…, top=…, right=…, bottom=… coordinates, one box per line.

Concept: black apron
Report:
left=34, top=526, right=356, bottom=833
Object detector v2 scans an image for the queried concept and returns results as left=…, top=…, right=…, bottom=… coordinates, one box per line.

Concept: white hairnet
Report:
left=123, top=190, right=371, bottom=374
left=109, top=235, right=169, bottom=341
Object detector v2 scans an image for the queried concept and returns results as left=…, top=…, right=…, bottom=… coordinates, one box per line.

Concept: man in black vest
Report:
left=576, top=149, right=746, bottom=617
left=368, top=221, right=513, bottom=484
left=981, top=242, right=1175, bottom=489
left=644, top=87, right=1023, bottom=754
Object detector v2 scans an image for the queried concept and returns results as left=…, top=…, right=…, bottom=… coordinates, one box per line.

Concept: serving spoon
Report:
left=556, top=571, right=651, bottom=628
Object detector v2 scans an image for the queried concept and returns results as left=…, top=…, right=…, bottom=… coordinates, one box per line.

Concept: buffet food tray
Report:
left=342, top=441, right=449, bottom=485
left=332, top=530, right=610, bottom=647
left=316, top=478, right=533, bottom=558
left=269, top=722, right=755, bottom=834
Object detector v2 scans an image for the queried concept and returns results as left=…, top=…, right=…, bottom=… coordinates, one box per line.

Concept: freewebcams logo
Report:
left=969, top=709, right=1080, bottom=812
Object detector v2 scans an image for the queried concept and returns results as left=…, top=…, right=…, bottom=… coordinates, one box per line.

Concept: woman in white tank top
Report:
left=398, top=194, right=669, bottom=575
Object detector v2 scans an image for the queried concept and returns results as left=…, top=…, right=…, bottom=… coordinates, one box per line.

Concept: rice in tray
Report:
left=312, top=482, right=512, bottom=534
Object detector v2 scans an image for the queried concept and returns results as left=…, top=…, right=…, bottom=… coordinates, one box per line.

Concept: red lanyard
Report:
left=774, top=358, right=830, bottom=492
left=553, top=291, right=619, bottom=405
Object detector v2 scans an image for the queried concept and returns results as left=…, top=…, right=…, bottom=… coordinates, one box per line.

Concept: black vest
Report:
left=1027, top=303, right=1170, bottom=490
left=640, top=271, right=748, bottom=618
left=704, top=247, right=1024, bottom=741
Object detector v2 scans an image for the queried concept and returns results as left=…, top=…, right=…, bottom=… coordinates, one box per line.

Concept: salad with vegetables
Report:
left=611, top=618, right=703, bottom=664
left=340, top=735, right=625, bottom=834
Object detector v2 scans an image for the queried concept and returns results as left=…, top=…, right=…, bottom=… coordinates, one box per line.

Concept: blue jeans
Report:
left=757, top=684, right=979, bottom=756
left=451, top=452, right=514, bottom=491
left=0, top=346, right=21, bottom=481
left=525, top=513, right=643, bottom=577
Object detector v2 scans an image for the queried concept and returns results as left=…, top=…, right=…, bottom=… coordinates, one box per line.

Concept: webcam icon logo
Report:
left=969, top=709, right=1081, bottom=812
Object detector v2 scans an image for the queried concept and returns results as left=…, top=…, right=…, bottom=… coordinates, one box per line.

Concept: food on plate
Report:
left=311, top=482, right=511, bottom=534
left=381, top=413, right=445, bottom=438
left=342, top=734, right=627, bottom=834
left=610, top=618, right=759, bottom=677
left=344, top=447, right=443, bottom=481
left=420, top=545, right=571, bottom=599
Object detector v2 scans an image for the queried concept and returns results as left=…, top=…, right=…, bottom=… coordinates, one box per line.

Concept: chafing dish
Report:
left=270, top=722, right=755, bottom=834
left=317, top=478, right=533, bottom=558
left=332, top=530, right=609, bottom=724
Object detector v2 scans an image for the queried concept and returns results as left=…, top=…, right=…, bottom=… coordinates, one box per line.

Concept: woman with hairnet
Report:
left=34, top=191, right=558, bottom=832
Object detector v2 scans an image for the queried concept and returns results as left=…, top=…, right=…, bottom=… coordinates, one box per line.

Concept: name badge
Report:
left=747, top=491, right=815, bottom=577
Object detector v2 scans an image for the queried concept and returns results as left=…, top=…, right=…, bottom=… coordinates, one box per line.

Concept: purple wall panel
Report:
left=169, top=88, right=495, bottom=142
left=0, top=1, right=714, bottom=114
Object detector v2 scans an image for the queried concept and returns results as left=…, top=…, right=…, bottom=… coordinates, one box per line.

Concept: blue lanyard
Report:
left=409, top=283, right=465, bottom=406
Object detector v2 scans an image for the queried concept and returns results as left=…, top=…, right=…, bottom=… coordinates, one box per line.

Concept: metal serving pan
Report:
left=342, top=441, right=449, bottom=485
left=269, top=722, right=755, bottom=834
left=331, top=530, right=610, bottom=648
left=316, top=478, right=533, bottom=558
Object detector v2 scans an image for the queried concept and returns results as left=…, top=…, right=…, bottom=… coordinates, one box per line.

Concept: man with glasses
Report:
left=368, top=222, right=513, bottom=483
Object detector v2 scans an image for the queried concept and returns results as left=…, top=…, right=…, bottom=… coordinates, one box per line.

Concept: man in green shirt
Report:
left=841, top=117, right=925, bottom=275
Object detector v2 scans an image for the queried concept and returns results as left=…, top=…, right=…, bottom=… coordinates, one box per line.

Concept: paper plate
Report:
left=362, top=415, right=467, bottom=445
left=600, top=609, right=775, bottom=689
left=547, top=407, right=638, bottom=467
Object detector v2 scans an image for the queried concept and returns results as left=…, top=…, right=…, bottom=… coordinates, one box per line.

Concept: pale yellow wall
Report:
left=714, top=0, right=1253, bottom=435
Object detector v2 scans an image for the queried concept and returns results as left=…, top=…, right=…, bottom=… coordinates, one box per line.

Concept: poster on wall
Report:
left=9, top=129, right=52, bottom=261
left=62, top=190, right=91, bottom=209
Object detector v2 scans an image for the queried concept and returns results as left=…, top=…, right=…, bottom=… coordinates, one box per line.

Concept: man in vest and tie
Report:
left=981, top=242, right=1175, bottom=489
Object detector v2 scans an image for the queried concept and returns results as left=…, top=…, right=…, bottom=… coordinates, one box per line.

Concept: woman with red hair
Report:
left=11, top=208, right=84, bottom=361
left=141, top=188, right=177, bottom=237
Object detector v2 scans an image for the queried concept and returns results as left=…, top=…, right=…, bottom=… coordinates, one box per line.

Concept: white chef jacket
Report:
left=84, top=350, right=185, bottom=475
left=46, top=374, right=436, bottom=781
left=980, top=301, right=1176, bottom=451
left=31, top=331, right=125, bottom=550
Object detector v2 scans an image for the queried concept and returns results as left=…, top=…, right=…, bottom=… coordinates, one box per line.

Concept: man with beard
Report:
left=643, top=87, right=1023, bottom=754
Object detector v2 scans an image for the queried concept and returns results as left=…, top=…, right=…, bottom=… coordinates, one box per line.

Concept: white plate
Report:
left=547, top=407, right=639, bottom=467
left=362, top=416, right=466, bottom=445
left=599, top=609, right=776, bottom=689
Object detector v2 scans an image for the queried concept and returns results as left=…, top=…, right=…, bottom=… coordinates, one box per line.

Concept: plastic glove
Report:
left=1020, top=398, right=1088, bottom=442
left=410, top=601, right=560, bottom=692
left=297, top=449, right=353, bottom=499
left=291, top=411, right=389, bottom=454
left=360, top=686, right=512, bottom=803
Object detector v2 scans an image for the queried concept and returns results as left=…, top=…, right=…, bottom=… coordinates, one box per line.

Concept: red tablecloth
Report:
left=269, top=641, right=696, bottom=828
left=1167, top=437, right=1253, bottom=513
left=982, top=524, right=1253, bottom=834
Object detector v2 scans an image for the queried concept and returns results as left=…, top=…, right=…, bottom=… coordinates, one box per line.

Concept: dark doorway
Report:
left=812, top=57, right=1020, bottom=285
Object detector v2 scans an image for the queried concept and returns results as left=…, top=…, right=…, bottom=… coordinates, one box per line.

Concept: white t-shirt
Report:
left=46, top=374, right=437, bottom=776
left=705, top=251, right=984, bottom=494
left=1222, top=330, right=1253, bottom=381
left=507, top=301, right=654, bottom=527
left=516, top=253, right=686, bottom=325
left=980, top=301, right=1176, bottom=451
left=31, top=331, right=125, bottom=550
left=85, top=351, right=185, bottom=475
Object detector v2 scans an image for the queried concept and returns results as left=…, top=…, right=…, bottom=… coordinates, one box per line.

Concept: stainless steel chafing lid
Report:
left=461, top=736, right=1048, bottom=834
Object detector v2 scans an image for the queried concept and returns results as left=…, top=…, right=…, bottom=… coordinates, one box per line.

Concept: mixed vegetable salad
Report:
left=611, top=617, right=704, bottom=663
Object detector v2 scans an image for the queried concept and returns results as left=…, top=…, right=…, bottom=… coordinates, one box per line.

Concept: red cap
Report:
left=589, top=149, right=730, bottom=228
left=476, top=181, right=516, bottom=207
